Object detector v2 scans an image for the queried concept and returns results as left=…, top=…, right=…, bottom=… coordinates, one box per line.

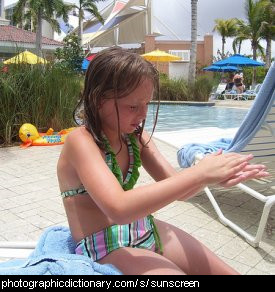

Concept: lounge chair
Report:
left=0, top=241, right=36, bottom=259
left=177, top=62, right=275, bottom=247
left=0, top=226, right=121, bottom=274
left=209, top=83, right=227, bottom=100
left=224, top=83, right=262, bottom=101
left=242, top=83, right=262, bottom=100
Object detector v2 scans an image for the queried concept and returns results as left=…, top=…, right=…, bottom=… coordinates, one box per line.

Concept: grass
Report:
left=0, top=64, right=83, bottom=146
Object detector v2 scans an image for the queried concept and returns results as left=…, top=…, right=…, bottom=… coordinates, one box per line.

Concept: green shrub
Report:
left=242, top=67, right=268, bottom=87
left=55, top=34, right=84, bottom=73
left=0, top=64, right=83, bottom=146
left=159, top=75, right=188, bottom=101
left=188, top=75, right=214, bottom=102
left=159, top=74, right=213, bottom=102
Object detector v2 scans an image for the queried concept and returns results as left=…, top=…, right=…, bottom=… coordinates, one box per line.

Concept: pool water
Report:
left=145, top=104, right=248, bottom=132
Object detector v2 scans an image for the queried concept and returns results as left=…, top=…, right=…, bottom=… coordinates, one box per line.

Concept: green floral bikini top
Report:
left=61, top=133, right=142, bottom=198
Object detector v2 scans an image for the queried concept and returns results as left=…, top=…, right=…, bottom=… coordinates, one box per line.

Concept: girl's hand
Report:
left=194, top=149, right=257, bottom=185
left=219, top=164, right=269, bottom=187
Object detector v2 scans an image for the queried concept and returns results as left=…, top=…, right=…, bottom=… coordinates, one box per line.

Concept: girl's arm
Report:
left=140, top=130, right=203, bottom=200
left=66, top=128, right=262, bottom=225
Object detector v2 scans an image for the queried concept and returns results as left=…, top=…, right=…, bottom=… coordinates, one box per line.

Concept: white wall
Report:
left=169, top=61, right=189, bottom=80
left=0, top=0, right=4, bottom=17
left=41, top=19, right=54, bottom=39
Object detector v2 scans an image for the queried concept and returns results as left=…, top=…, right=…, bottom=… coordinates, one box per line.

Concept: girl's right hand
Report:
left=194, top=150, right=255, bottom=185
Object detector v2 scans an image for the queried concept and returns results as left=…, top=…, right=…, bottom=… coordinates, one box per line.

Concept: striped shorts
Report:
left=75, top=215, right=162, bottom=262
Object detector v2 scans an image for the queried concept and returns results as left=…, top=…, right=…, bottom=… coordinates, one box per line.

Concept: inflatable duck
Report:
left=19, top=123, right=75, bottom=148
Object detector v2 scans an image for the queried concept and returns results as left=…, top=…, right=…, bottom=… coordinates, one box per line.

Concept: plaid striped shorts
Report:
left=75, top=215, right=162, bottom=261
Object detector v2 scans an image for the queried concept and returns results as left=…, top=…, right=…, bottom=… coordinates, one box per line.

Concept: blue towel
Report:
left=177, top=138, right=232, bottom=168
left=0, top=226, right=122, bottom=275
left=227, top=63, right=275, bottom=153
left=177, top=62, right=275, bottom=168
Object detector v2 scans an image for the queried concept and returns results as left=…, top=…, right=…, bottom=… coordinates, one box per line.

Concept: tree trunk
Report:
left=222, top=36, right=225, bottom=59
left=252, top=42, right=257, bottom=85
left=238, top=41, right=242, bottom=54
left=36, top=9, right=43, bottom=57
left=188, top=0, right=198, bottom=84
left=265, top=38, right=271, bottom=69
left=78, top=9, right=83, bottom=47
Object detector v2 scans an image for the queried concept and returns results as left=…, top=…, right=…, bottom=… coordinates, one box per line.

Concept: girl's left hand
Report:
left=219, top=164, right=269, bottom=187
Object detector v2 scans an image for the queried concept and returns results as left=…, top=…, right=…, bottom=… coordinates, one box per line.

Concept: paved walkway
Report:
left=0, top=138, right=274, bottom=274
left=214, top=99, right=254, bottom=108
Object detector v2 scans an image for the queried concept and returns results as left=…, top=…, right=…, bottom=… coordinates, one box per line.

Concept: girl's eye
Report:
left=130, top=106, right=138, bottom=111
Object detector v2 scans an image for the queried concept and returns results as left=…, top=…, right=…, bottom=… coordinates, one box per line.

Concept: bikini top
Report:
left=61, top=133, right=142, bottom=198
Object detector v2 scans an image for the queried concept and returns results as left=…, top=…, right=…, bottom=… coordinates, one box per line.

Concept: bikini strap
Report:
left=61, top=186, right=86, bottom=198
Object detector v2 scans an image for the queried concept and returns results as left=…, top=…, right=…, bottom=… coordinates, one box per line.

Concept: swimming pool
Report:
left=146, top=104, right=249, bottom=148
left=145, top=104, right=248, bottom=132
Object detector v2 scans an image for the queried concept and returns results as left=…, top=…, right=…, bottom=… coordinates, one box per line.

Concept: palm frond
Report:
left=82, top=2, right=104, bottom=24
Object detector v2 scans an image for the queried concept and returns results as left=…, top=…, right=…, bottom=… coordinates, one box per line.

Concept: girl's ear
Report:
left=97, top=100, right=103, bottom=110
left=98, top=99, right=106, bottom=110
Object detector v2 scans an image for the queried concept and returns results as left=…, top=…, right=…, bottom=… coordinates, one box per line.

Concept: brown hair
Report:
left=74, top=46, right=160, bottom=150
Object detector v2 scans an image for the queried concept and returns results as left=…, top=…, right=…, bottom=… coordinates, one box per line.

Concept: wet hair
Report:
left=74, top=46, right=160, bottom=150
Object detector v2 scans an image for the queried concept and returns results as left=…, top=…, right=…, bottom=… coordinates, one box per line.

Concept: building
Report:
left=1, top=0, right=214, bottom=79
left=81, top=0, right=213, bottom=79
left=0, top=25, right=63, bottom=60
left=0, top=0, right=9, bottom=25
left=144, top=34, right=213, bottom=78
left=0, top=0, right=63, bottom=60
left=4, top=0, right=78, bottom=41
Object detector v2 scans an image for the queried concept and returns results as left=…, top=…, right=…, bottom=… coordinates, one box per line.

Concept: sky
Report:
left=4, top=0, right=274, bottom=58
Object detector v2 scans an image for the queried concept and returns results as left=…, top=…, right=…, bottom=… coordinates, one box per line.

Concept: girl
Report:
left=57, top=47, right=268, bottom=275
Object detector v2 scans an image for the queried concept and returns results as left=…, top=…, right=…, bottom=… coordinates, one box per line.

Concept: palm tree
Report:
left=13, top=0, right=71, bottom=56
left=188, top=0, right=198, bottom=84
left=233, top=0, right=266, bottom=83
left=72, top=0, right=106, bottom=46
left=232, top=33, right=244, bottom=54
left=213, top=18, right=238, bottom=58
left=234, top=0, right=265, bottom=60
left=259, top=0, right=275, bottom=68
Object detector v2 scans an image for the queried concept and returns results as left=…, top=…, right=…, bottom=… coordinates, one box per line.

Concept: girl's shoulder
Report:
left=62, top=126, right=104, bottom=166
left=66, top=126, right=93, bottom=142
left=64, top=126, right=98, bottom=153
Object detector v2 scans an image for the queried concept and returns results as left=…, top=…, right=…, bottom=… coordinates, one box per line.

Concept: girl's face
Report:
left=99, top=79, right=154, bottom=134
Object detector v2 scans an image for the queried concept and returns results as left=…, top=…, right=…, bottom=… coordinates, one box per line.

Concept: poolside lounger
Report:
left=224, top=83, right=263, bottom=101
left=177, top=63, right=275, bottom=247
left=0, top=226, right=121, bottom=275
left=209, top=83, right=227, bottom=100
left=0, top=241, right=37, bottom=259
left=241, top=83, right=262, bottom=100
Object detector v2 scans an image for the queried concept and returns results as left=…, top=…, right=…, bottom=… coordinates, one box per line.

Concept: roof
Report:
left=0, top=25, right=63, bottom=46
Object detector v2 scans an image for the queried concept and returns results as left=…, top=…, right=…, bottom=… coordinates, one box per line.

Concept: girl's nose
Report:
left=138, top=105, right=148, bottom=119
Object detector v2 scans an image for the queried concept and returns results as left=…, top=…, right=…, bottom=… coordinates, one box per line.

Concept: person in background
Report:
left=226, top=73, right=235, bottom=91
left=233, top=72, right=245, bottom=94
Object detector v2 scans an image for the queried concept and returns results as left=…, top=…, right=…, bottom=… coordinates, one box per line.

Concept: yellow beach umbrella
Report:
left=141, top=49, right=181, bottom=62
left=4, top=50, right=48, bottom=65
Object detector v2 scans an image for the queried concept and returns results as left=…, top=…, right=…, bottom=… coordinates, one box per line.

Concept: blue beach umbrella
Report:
left=81, top=58, right=90, bottom=70
left=81, top=54, right=96, bottom=71
left=213, top=54, right=264, bottom=67
left=203, top=65, right=238, bottom=72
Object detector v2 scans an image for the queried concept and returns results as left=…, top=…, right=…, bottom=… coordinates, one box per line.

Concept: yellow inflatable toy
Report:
left=19, top=123, right=75, bottom=148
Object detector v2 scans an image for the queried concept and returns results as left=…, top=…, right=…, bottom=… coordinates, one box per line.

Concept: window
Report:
left=169, top=50, right=190, bottom=61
